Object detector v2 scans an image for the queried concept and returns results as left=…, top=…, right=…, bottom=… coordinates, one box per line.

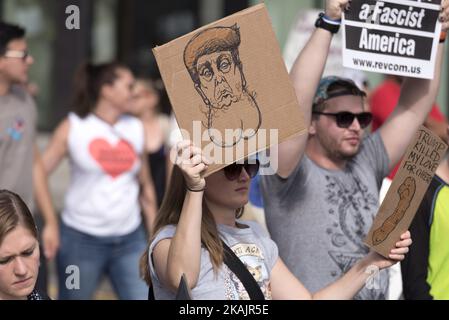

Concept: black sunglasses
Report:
left=313, top=111, right=373, bottom=129
left=223, top=160, right=260, bottom=181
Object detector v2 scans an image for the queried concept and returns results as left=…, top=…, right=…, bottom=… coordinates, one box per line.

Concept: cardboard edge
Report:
left=203, top=126, right=308, bottom=177
left=152, top=3, right=267, bottom=54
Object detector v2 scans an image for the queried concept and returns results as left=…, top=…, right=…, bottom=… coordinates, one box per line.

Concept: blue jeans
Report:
left=57, top=222, right=148, bottom=300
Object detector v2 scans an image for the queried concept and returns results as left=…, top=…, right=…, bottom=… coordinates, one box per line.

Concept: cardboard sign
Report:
left=153, top=4, right=306, bottom=174
left=365, top=126, right=448, bottom=257
left=342, top=0, right=442, bottom=79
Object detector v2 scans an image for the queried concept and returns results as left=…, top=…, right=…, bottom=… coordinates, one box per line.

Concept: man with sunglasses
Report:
left=261, top=0, right=449, bottom=299
left=0, top=22, right=59, bottom=295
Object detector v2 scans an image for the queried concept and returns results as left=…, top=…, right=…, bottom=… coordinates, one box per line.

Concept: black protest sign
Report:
left=342, top=0, right=442, bottom=79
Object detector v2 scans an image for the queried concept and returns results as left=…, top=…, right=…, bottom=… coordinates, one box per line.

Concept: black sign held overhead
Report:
left=342, top=0, right=442, bottom=79
left=345, top=26, right=434, bottom=59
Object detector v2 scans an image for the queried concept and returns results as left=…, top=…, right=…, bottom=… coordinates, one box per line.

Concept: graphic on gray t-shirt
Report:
left=0, top=86, right=37, bottom=210
left=148, top=221, right=278, bottom=300
left=262, top=132, right=390, bottom=300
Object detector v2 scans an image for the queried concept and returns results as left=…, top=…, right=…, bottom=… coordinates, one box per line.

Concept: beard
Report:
left=316, top=133, right=361, bottom=162
left=331, top=142, right=361, bottom=161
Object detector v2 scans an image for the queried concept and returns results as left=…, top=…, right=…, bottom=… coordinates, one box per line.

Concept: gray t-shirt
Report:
left=149, top=221, right=278, bottom=300
left=261, top=132, right=390, bottom=300
left=0, top=86, right=37, bottom=210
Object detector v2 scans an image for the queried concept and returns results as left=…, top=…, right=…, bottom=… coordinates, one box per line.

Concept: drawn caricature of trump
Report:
left=183, top=24, right=262, bottom=147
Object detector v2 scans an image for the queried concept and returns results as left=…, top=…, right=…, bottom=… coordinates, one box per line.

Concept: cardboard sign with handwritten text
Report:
left=365, top=126, right=447, bottom=258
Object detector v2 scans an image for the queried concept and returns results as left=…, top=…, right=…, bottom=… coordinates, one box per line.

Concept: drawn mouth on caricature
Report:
left=215, top=90, right=236, bottom=108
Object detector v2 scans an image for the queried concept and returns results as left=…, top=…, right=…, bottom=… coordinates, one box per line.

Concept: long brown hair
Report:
left=139, top=166, right=244, bottom=285
left=0, top=190, right=38, bottom=246
left=72, top=62, right=126, bottom=118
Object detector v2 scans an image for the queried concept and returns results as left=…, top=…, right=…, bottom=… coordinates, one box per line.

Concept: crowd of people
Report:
left=1, top=0, right=449, bottom=300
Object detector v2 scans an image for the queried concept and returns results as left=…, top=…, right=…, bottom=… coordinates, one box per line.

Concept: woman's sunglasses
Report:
left=312, top=111, right=373, bottom=129
left=223, top=160, right=260, bottom=181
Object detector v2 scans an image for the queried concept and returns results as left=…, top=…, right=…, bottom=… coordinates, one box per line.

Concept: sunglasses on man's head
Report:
left=223, top=160, right=260, bottom=181
left=312, top=111, right=373, bottom=129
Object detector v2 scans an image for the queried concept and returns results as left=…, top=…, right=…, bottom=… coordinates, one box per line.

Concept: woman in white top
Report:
left=43, top=62, right=157, bottom=300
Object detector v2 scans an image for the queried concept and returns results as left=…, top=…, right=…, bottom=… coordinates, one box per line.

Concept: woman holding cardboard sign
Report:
left=140, top=142, right=411, bottom=300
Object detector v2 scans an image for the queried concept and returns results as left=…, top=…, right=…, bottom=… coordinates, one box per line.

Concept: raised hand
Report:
left=175, top=141, right=211, bottom=192
left=365, top=231, right=412, bottom=270
left=325, top=0, right=351, bottom=20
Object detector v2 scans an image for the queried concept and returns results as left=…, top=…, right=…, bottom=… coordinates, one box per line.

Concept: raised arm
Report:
left=275, top=0, right=349, bottom=178
left=152, top=141, right=210, bottom=291
left=380, top=3, right=449, bottom=170
left=42, top=118, right=70, bottom=174
left=270, top=232, right=412, bottom=299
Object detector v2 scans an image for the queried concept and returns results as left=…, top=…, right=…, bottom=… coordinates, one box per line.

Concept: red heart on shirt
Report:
left=89, top=138, right=137, bottom=178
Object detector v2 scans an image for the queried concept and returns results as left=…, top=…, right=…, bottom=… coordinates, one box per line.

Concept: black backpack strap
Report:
left=149, top=276, right=192, bottom=300
left=148, top=254, right=192, bottom=300
left=149, top=243, right=265, bottom=300
left=175, top=274, right=192, bottom=300
left=148, top=253, right=156, bottom=300
left=148, top=284, right=155, bottom=300
left=221, top=240, right=265, bottom=300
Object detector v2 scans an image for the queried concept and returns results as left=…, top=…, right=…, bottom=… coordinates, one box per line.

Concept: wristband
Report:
left=186, top=185, right=205, bottom=192
left=315, top=12, right=341, bottom=34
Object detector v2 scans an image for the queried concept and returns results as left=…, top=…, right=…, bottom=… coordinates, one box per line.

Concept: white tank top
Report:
left=62, top=112, right=144, bottom=236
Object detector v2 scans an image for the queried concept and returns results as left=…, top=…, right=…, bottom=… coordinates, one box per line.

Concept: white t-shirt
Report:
left=62, top=112, right=144, bottom=236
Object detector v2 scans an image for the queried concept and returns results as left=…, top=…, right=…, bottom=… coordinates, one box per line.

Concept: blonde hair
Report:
left=0, top=190, right=38, bottom=246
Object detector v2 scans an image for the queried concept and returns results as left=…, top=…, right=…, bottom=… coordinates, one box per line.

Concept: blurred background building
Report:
left=2, top=0, right=447, bottom=132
